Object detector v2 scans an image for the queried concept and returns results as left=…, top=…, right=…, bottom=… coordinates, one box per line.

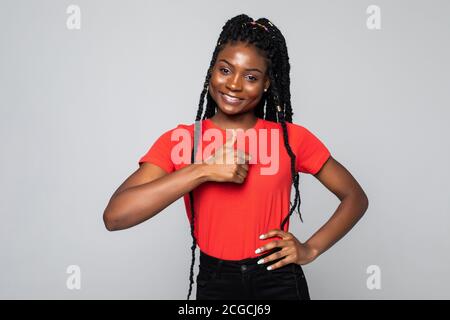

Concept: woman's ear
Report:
left=264, top=78, right=270, bottom=92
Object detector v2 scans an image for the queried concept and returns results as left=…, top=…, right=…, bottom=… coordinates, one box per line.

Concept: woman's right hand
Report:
left=202, top=129, right=252, bottom=184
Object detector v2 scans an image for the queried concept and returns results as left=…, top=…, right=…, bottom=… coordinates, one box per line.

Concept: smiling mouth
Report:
left=220, top=92, right=245, bottom=104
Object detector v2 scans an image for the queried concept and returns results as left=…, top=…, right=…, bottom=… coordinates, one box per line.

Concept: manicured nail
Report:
left=257, top=259, right=264, bottom=264
left=255, top=248, right=262, bottom=254
left=267, top=266, right=272, bottom=271
left=259, top=234, right=265, bottom=239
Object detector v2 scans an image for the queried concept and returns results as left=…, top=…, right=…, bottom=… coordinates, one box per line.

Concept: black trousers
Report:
left=196, top=248, right=311, bottom=300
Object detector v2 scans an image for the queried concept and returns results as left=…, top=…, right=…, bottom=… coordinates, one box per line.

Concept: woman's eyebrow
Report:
left=219, top=59, right=263, bottom=74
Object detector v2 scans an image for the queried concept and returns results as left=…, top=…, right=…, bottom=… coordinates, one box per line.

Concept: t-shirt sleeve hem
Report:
left=138, top=158, right=172, bottom=173
left=309, top=151, right=331, bottom=175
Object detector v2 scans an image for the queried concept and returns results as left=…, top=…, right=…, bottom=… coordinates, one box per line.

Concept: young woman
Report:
left=103, top=14, right=369, bottom=300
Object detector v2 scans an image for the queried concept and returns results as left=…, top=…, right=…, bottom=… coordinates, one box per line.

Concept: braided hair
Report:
left=187, top=14, right=303, bottom=300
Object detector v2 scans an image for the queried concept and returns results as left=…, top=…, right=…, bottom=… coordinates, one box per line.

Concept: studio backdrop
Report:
left=1, top=0, right=449, bottom=299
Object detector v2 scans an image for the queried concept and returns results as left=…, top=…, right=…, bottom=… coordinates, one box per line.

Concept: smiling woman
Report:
left=103, top=13, right=368, bottom=301
left=208, top=42, right=270, bottom=125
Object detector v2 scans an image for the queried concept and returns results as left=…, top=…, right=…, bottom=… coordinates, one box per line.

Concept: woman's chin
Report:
left=219, top=104, right=244, bottom=115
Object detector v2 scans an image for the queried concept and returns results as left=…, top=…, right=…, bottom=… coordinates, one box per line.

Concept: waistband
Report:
left=199, top=247, right=290, bottom=274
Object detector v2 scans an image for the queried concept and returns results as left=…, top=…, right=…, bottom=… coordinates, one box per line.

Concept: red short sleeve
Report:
left=138, top=129, right=176, bottom=173
left=294, top=125, right=331, bottom=175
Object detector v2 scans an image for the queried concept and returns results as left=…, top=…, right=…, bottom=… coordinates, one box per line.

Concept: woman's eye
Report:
left=219, top=67, right=257, bottom=82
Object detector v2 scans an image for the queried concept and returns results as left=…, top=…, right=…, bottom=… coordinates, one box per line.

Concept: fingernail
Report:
left=255, top=248, right=261, bottom=254
left=259, top=234, right=265, bottom=239
left=267, top=266, right=272, bottom=271
left=257, top=259, right=264, bottom=264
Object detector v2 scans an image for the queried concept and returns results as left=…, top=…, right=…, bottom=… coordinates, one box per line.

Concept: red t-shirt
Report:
left=138, top=118, right=331, bottom=260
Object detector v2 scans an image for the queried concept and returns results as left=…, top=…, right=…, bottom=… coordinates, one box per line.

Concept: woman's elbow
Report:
left=359, top=191, right=369, bottom=213
left=103, top=209, right=120, bottom=231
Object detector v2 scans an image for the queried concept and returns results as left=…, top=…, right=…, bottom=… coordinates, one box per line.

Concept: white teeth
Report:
left=222, top=93, right=240, bottom=102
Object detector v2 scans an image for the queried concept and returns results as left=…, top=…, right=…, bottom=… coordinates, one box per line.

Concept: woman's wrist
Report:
left=192, top=163, right=211, bottom=183
left=303, top=242, right=320, bottom=263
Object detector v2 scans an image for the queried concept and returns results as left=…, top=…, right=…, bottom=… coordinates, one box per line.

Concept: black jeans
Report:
left=196, top=248, right=310, bottom=300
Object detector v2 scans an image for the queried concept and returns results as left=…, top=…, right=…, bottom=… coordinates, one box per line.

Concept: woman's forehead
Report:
left=217, top=42, right=268, bottom=70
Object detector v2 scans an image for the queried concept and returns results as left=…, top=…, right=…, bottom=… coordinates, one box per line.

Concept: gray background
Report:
left=1, top=0, right=449, bottom=299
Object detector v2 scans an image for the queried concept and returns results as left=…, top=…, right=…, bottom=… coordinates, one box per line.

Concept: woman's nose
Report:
left=227, top=74, right=242, bottom=91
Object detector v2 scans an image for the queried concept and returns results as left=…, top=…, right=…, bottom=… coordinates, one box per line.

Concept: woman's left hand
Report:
left=255, top=229, right=319, bottom=270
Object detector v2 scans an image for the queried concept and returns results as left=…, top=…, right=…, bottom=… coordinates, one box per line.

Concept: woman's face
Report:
left=208, top=41, right=270, bottom=117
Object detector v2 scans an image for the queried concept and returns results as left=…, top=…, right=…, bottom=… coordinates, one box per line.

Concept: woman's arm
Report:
left=103, top=141, right=251, bottom=231
left=304, top=155, right=369, bottom=259
left=252, top=156, right=369, bottom=269
left=103, top=163, right=209, bottom=231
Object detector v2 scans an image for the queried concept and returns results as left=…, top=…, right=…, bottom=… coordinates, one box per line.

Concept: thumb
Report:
left=224, top=129, right=237, bottom=149
left=236, top=149, right=252, bottom=164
